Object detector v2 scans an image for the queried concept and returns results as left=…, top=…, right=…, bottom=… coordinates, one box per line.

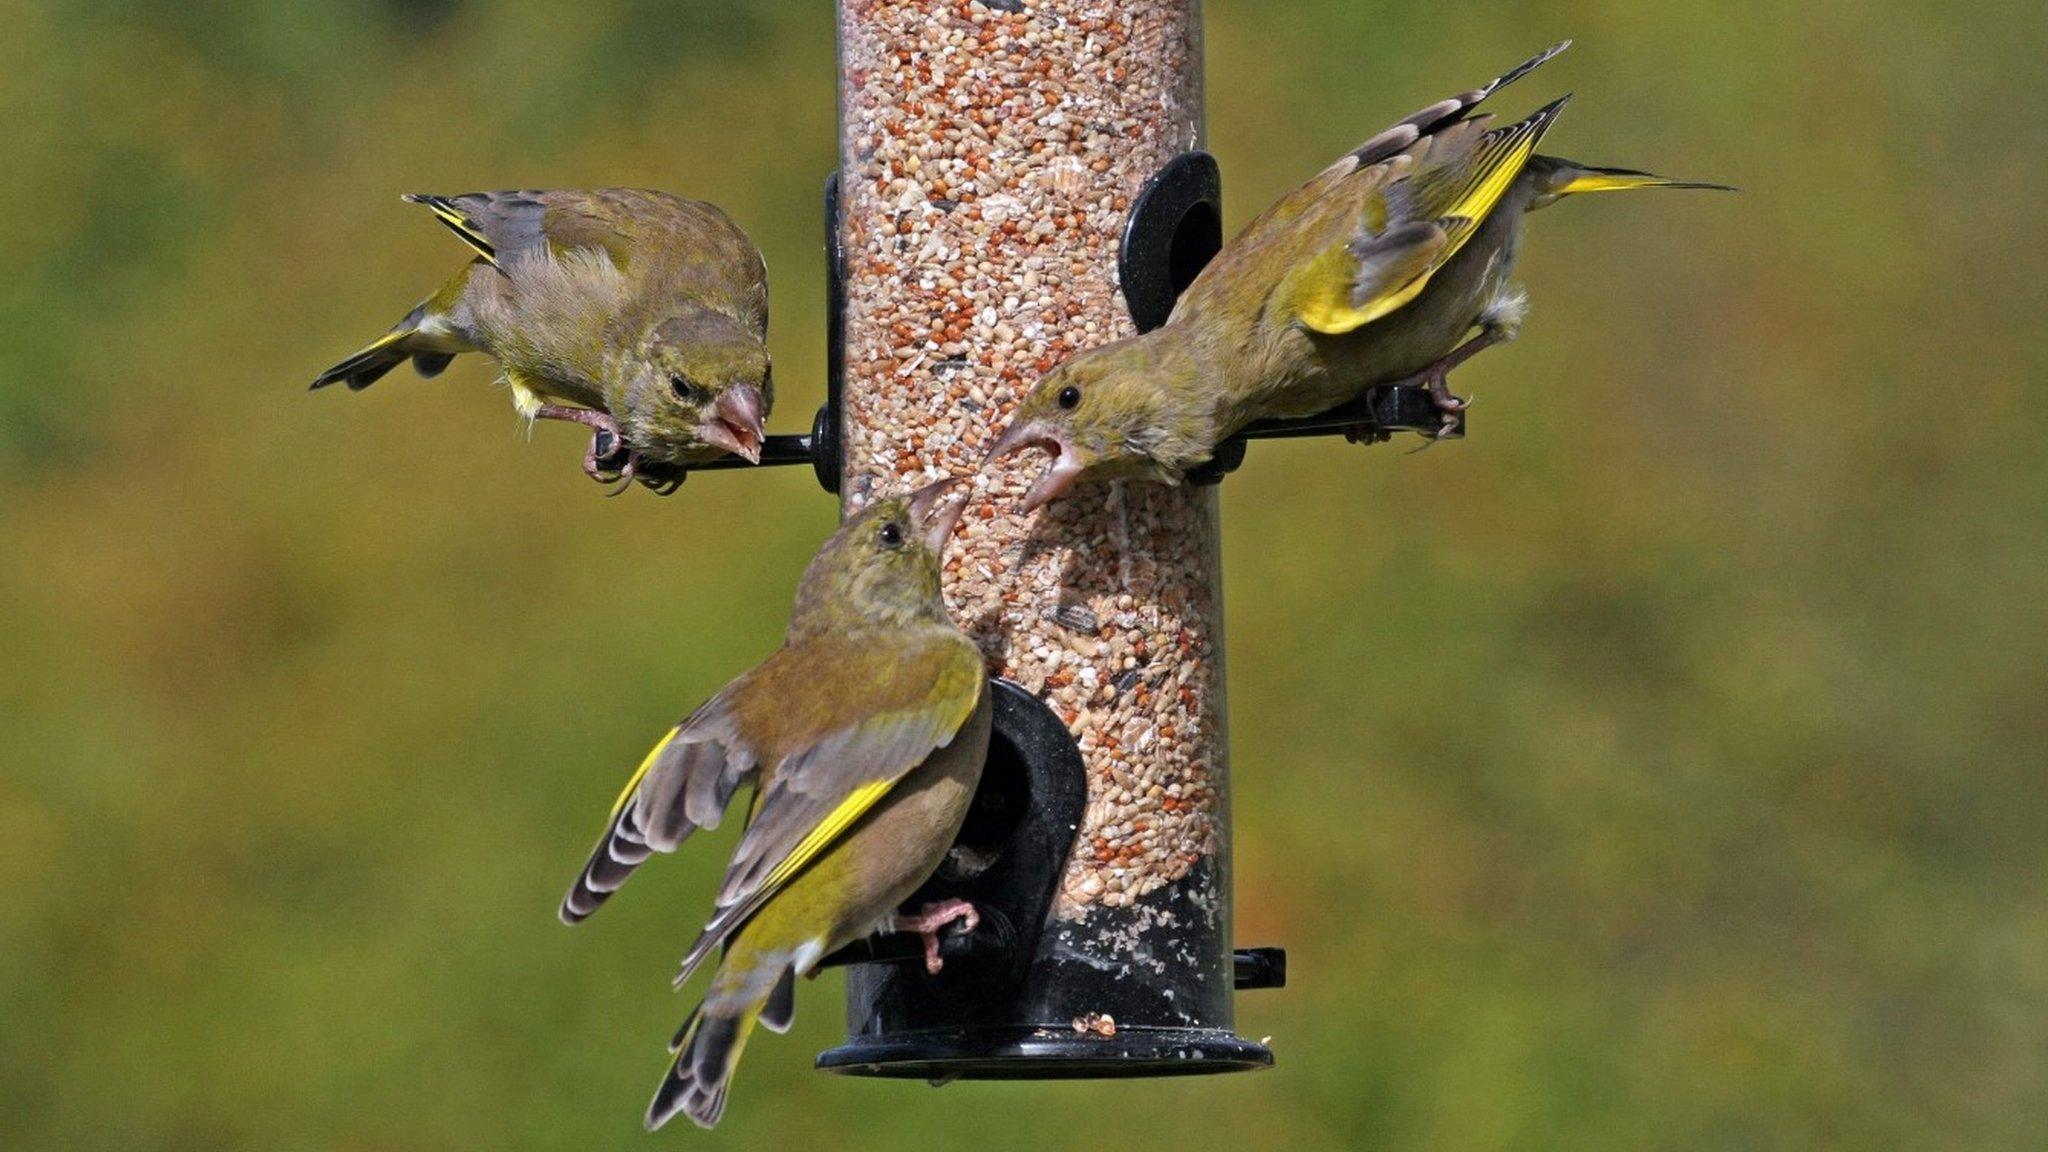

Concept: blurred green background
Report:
left=4, top=1, right=2043, bottom=1148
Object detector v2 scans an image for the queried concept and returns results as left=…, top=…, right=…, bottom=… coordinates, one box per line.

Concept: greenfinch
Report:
left=560, top=477, right=988, bottom=1129
left=311, top=188, right=771, bottom=491
left=986, top=41, right=1731, bottom=508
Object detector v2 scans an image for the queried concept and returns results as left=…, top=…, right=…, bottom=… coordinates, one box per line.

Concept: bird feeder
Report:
left=809, top=0, right=1284, bottom=1078
left=640, top=0, right=1456, bottom=1080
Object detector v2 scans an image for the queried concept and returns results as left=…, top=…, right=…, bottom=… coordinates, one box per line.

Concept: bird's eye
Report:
left=669, top=374, right=699, bottom=401
left=1057, top=385, right=1081, bottom=410
left=878, top=522, right=904, bottom=548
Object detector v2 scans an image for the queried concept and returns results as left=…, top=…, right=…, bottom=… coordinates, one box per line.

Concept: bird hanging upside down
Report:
left=986, top=41, right=1732, bottom=509
left=559, top=478, right=989, bottom=1129
left=311, top=188, right=772, bottom=494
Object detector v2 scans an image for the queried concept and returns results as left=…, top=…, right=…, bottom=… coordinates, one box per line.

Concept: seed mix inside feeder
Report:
left=820, top=0, right=1271, bottom=1076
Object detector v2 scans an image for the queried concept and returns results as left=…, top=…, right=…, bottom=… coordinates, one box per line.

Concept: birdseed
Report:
left=836, top=0, right=1219, bottom=922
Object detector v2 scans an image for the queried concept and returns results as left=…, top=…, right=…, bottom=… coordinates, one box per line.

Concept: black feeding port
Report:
left=1119, top=150, right=1225, bottom=334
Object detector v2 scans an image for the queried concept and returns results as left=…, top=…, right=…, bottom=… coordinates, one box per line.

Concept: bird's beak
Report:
left=983, top=419, right=1084, bottom=513
left=907, top=476, right=972, bottom=551
left=700, top=385, right=766, bottom=464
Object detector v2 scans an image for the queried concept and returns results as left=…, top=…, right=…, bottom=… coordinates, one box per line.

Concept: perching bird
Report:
left=985, top=41, right=1730, bottom=508
left=559, top=477, right=988, bottom=1130
left=311, top=188, right=771, bottom=492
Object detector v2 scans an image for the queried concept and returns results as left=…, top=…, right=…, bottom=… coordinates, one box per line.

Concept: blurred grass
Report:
left=3, top=1, right=2043, bottom=1148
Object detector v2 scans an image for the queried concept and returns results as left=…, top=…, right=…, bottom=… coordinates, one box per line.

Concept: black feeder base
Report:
left=817, top=1026, right=1272, bottom=1081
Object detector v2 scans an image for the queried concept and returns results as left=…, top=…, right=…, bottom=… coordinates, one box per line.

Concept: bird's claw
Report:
left=1424, top=370, right=1465, bottom=412
left=542, top=407, right=639, bottom=492
left=1413, top=370, right=1468, bottom=442
left=601, top=455, right=638, bottom=497
left=893, top=899, right=980, bottom=975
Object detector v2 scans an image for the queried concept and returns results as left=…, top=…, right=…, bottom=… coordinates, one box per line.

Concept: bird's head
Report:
left=982, top=337, right=1183, bottom=511
left=790, top=478, right=972, bottom=634
left=615, top=307, right=770, bottom=464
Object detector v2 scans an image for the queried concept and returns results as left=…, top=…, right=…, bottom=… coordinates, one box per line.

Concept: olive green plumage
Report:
left=988, top=42, right=1731, bottom=508
left=559, top=478, right=986, bottom=1130
left=312, top=188, right=771, bottom=485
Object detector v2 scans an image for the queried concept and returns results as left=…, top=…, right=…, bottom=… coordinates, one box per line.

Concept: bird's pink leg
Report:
left=1406, top=323, right=1511, bottom=436
left=893, top=899, right=980, bottom=975
left=1347, top=323, right=1511, bottom=444
left=533, top=403, right=618, bottom=436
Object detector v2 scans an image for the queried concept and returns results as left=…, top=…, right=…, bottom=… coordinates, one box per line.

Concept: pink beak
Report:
left=982, top=419, right=1084, bottom=512
left=701, top=385, right=766, bottom=463
left=906, top=476, right=972, bottom=550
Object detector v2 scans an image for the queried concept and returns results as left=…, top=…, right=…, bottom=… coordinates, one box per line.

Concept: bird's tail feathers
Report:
left=758, top=968, right=798, bottom=1034
left=310, top=303, right=459, bottom=391
left=647, top=996, right=767, bottom=1130
left=1536, top=159, right=1737, bottom=202
left=411, top=352, right=456, bottom=379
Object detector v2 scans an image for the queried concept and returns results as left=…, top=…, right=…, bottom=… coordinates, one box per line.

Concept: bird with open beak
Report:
left=984, top=41, right=1729, bottom=510
left=313, top=187, right=772, bottom=494
left=558, top=476, right=989, bottom=1129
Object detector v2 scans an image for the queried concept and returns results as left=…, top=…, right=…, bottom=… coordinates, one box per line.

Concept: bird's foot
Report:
left=1402, top=394, right=1473, bottom=455
left=1403, top=323, right=1506, bottom=440
left=601, top=460, right=638, bottom=497
left=893, top=899, right=980, bottom=975
left=1343, top=424, right=1392, bottom=447
left=585, top=426, right=671, bottom=496
left=1420, top=370, right=1466, bottom=439
left=533, top=405, right=644, bottom=493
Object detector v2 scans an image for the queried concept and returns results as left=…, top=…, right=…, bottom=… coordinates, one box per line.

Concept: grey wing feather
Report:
left=713, top=714, right=959, bottom=906
left=1343, top=40, right=1570, bottom=173
left=1348, top=220, right=1449, bottom=309
left=558, top=692, right=757, bottom=924
left=1341, top=95, right=1567, bottom=306
left=670, top=701, right=975, bottom=986
left=443, top=191, right=554, bottom=260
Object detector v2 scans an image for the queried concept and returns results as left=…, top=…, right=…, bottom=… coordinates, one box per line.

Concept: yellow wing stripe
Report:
left=427, top=204, right=494, bottom=258
left=1441, top=133, right=1539, bottom=231
left=1348, top=129, right=1542, bottom=327
left=1428, top=155, right=1524, bottom=252
left=406, top=194, right=502, bottom=268
left=609, top=727, right=680, bottom=820
left=754, top=778, right=897, bottom=898
left=747, top=666, right=980, bottom=891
